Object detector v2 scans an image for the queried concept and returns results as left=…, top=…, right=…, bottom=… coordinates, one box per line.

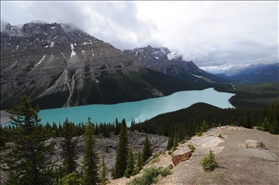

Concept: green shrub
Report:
left=188, top=144, right=195, bottom=152
left=218, top=134, right=223, bottom=139
left=160, top=167, right=171, bottom=177
left=201, top=150, right=218, bottom=172
left=128, top=166, right=171, bottom=185
left=256, top=126, right=265, bottom=131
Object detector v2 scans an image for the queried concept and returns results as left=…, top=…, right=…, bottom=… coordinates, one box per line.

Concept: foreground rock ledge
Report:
left=172, top=146, right=192, bottom=166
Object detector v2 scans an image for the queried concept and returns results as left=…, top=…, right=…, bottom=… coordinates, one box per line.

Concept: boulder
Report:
left=245, top=140, right=266, bottom=149
left=172, top=147, right=192, bottom=166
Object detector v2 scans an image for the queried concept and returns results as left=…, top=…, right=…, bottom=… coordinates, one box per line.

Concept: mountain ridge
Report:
left=1, top=21, right=219, bottom=110
left=215, top=63, right=279, bottom=83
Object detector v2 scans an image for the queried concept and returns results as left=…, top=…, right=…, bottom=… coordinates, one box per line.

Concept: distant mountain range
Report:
left=216, top=63, right=279, bottom=83
left=1, top=21, right=277, bottom=109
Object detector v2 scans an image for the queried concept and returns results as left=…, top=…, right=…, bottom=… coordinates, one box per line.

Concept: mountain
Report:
left=1, top=21, right=214, bottom=110
left=124, top=45, right=225, bottom=83
left=216, top=63, right=279, bottom=83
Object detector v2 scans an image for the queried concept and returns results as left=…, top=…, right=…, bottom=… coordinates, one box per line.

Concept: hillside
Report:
left=1, top=21, right=217, bottom=110
left=108, top=126, right=279, bottom=185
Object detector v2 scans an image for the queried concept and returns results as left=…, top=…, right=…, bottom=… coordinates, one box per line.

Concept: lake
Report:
left=35, top=88, right=234, bottom=126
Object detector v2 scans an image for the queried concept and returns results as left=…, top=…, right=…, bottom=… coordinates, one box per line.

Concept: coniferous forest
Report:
left=0, top=96, right=278, bottom=185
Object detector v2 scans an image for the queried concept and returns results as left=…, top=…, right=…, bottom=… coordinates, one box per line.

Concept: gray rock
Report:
left=245, top=140, right=266, bottom=149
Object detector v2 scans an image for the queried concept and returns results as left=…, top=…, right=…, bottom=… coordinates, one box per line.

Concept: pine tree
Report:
left=201, top=150, right=218, bottom=171
left=82, top=118, right=100, bottom=185
left=132, top=150, right=144, bottom=176
left=113, top=118, right=129, bottom=178
left=58, top=171, right=82, bottom=185
left=59, top=118, right=78, bottom=177
left=100, top=157, right=108, bottom=185
left=172, top=135, right=178, bottom=149
left=143, top=135, right=153, bottom=162
left=114, top=118, right=120, bottom=135
left=124, top=147, right=135, bottom=178
left=166, top=136, right=173, bottom=150
left=1, top=96, right=55, bottom=185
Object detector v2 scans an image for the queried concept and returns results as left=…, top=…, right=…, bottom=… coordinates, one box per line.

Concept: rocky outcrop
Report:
left=46, top=131, right=167, bottom=174
left=171, top=146, right=192, bottom=166
left=244, top=140, right=266, bottom=149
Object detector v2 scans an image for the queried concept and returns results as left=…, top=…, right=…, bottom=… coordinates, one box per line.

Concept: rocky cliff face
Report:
left=124, top=45, right=224, bottom=83
left=1, top=21, right=216, bottom=110
left=1, top=21, right=143, bottom=109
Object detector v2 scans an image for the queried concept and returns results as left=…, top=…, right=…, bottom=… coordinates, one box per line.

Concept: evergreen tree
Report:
left=166, top=136, right=173, bottom=150
left=143, top=135, right=153, bottom=162
left=132, top=150, right=144, bottom=176
left=58, top=171, right=82, bottom=185
left=100, top=157, right=108, bottom=185
left=59, top=118, right=78, bottom=177
left=172, top=136, right=178, bottom=149
left=124, top=147, right=135, bottom=178
left=130, top=119, right=136, bottom=132
left=1, top=96, right=55, bottom=185
left=113, top=119, right=129, bottom=178
left=82, top=118, right=100, bottom=185
left=114, top=118, right=120, bottom=135
left=201, top=150, right=218, bottom=171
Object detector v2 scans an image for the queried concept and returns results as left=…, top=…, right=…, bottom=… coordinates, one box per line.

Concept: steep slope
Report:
left=124, top=45, right=225, bottom=83
left=1, top=21, right=145, bottom=109
left=1, top=21, right=214, bottom=110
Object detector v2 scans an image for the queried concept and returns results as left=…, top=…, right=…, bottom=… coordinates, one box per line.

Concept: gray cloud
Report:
left=1, top=1, right=277, bottom=72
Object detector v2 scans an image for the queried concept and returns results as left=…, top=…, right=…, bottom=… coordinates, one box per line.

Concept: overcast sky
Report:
left=1, top=1, right=278, bottom=72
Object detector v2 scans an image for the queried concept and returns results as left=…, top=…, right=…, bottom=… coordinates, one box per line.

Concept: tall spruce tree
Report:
left=59, top=118, right=78, bottom=177
left=132, top=150, right=144, bottom=176
left=100, top=157, right=108, bottom=185
left=1, top=96, right=55, bottom=185
left=143, top=135, right=153, bottom=162
left=82, top=118, right=100, bottom=185
left=124, top=147, right=134, bottom=178
left=113, top=119, right=129, bottom=178
left=114, top=118, right=120, bottom=135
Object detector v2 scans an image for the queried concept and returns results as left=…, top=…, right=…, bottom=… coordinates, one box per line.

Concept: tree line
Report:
left=1, top=96, right=278, bottom=184
left=130, top=102, right=279, bottom=149
left=0, top=96, right=154, bottom=185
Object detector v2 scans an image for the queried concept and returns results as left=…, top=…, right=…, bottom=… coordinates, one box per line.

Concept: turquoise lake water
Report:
left=36, top=88, right=234, bottom=125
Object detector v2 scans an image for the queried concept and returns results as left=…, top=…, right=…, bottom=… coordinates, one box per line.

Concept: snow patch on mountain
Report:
left=70, top=43, right=76, bottom=57
left=35, top=55, right=46, bottom=67
left=167, top=52, right=181, bottom=60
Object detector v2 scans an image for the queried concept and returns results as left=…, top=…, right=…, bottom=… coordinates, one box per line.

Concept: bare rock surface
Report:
left=244, top=139, right=266, bottom=149
left=157, top=126, right=279, bottom=185
left=108, top=126, right=279, bottom=185
left=171, top=146, right=192, bottom=166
